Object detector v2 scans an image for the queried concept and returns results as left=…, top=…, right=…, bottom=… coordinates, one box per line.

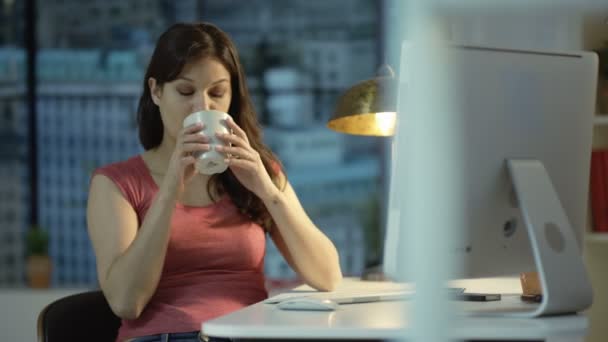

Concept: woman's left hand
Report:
left=215, top=117, right=278, bottom=201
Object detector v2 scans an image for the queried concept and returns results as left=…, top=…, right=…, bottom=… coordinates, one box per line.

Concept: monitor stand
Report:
left=507, top=159, right=593, bottom=317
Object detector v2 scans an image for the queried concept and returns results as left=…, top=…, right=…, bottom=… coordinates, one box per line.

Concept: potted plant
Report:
left=26, top=226, right=52, bottom=288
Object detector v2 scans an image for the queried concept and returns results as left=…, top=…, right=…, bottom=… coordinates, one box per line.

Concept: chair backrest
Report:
left=37, top=290, right=121, bottom=342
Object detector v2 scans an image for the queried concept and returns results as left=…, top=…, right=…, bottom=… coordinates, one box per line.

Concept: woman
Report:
left=86, top=22, right=342, bottom=342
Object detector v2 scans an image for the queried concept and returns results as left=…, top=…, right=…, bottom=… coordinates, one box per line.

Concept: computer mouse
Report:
left=276, top=297, right=339, bottom=311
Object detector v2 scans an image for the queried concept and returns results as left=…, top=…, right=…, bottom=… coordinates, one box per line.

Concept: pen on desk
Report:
left=456, top=293, right=501, bottom=302
left=520, top=294, right=542, bottom=303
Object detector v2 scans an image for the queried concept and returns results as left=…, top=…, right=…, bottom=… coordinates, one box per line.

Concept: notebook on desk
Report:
left=263, top=287, right=465, bottom=305
left=263, top=290, right=415, bottom=305
left=263, top=278, right=415, bottom=305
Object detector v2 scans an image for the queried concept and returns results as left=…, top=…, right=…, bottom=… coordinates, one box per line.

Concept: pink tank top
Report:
left=92, top=156, right=268, bottom=341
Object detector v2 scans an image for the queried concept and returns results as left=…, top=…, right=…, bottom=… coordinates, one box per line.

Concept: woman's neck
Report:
left=149, top=137, right=175, bottom=173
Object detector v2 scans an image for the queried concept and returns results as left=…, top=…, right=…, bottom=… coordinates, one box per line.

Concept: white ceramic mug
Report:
left=182, top=110, right=231, bottom=175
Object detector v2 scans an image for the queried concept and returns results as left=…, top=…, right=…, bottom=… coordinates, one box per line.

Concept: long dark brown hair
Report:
left=136, top=22, right=283, bottom=232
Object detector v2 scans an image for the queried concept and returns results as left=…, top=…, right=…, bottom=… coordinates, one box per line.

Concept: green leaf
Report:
left=26, top=227, right=49, bottom=256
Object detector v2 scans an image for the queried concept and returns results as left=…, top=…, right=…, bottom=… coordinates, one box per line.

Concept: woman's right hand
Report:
left=161, top=122, right=210, bottom=196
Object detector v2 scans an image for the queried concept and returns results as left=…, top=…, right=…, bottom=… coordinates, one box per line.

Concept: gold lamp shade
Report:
left=327, top=65, right=397, bottom=136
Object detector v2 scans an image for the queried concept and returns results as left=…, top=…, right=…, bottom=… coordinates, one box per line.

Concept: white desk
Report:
left=202, top=278, right=588, bottom=341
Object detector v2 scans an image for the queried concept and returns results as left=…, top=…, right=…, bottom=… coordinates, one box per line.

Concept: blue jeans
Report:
left=127, top=331, right=233, bottom=342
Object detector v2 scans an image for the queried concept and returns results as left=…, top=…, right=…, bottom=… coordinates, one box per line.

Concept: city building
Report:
left=264, top=126, right=344, bottom=169
left=263, top=67, right=315, bottom=127
left=202, top=0, right=377, bottom=46
left=38, top=0, right=164, bottom=49
left=161, top=0, right=202, bottom=23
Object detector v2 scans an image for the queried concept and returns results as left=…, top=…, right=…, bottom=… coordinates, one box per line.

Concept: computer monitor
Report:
left=383, top=44, right=597, bottom=316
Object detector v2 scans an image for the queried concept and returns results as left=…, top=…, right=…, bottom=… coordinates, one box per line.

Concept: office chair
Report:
left=37, top=290, right=121, bottom=342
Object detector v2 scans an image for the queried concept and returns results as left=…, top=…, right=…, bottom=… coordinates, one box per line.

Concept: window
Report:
left=0, top=0, right=383, bottom=289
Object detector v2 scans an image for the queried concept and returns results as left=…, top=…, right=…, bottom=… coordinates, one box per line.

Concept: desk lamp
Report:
left=327, top=65, right=397, bottom=136
left=326, top=65, right=397, bottom=280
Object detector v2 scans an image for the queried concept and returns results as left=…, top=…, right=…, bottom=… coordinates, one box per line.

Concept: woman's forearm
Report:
left=104, top=185, right=177, bottom=319
left=262, top=189, right=342, bottom=291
